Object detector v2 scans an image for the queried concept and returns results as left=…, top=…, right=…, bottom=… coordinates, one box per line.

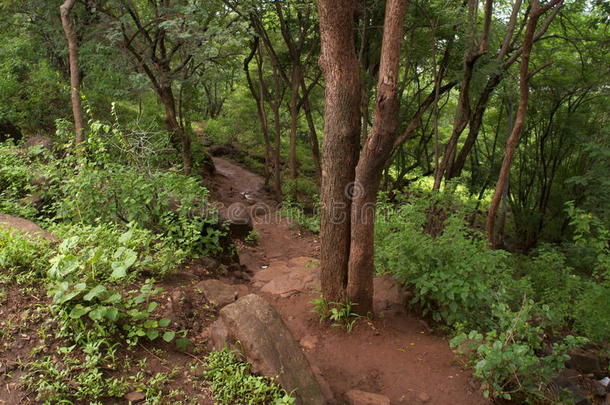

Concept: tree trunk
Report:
left=317, top=0, right=362, bottom=303
left=432, top=0, right=492, bottom=190
left=486, top=0, right=561, bottom=245
left=271, top=63, right=283, bottom=200
left=347, top=0, right=408, bottom=314
left=289, top=65, right=302, bottom=180
left=160, top=85, right=192, bottom=175
left=59, top=0, right=85, bottom=149
left=302, top=96, right=322, bottom=182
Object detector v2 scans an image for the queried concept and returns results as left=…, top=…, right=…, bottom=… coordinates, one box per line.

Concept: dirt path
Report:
left=211, top=157, right=489, bottom=405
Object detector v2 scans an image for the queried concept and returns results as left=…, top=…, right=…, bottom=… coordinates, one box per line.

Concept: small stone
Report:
left=417, top=392, right=431, bottom=403
left=300, top=335, right=318, bottom=351
left=125, top=391, right=146, bottom=403
left=197, top=279, right=238, bottom=307
left=344, top=389, right=390, bottom=405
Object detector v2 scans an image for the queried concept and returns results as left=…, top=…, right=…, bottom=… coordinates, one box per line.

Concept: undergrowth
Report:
left=204, top=348, right=295, bottom=405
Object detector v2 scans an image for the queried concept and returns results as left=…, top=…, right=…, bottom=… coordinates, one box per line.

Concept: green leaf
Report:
left=146, top=329, right=159, bottom=340
left=69, top=304, right=91, bottom=319
left=89, top=306, right=106, bottom=321
left=83, top=284, right=107, bottom=301
left=147, top=301, right=158, bottom=312
left=158, top=318, right=171, bottom=328
left=162, top=331, right=176, bottom=342
left=176, top=337, right=189, bottom=350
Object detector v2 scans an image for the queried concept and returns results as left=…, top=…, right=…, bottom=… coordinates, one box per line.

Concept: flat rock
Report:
left=344, top=389, right=391, bottom=405
left=0, top=214, right=58, bottom=243
left=260, top=266, right=321, bottom=297
left=252, top=262, right=292, bottom=285
left=215, top=294, right=326, bottom=405
left=196, top=279, right=237, bottom=307
left=125, top=391, right=146, bottom=403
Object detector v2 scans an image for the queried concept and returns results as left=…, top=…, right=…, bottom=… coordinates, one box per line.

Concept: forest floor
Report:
left=209, top=156, right=490, bottom=405
left=0, top=156, right=489, bottom=405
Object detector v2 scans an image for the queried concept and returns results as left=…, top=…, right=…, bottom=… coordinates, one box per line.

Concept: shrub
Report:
left=375, top=201, right=513, bottom=328
left=0, top=228, right=53, bottom=283
left=204, top=348, right=295, bottom=405
left=54, top=163, right=224, bottom=257
left=451, top=302, right=587, bottom=403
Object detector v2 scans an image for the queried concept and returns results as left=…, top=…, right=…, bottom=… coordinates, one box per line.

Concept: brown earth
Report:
left=211, top=157, right=490, bottom=405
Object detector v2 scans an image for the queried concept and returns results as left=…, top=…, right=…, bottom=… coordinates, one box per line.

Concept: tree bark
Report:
left=60, top=0, right=85, bottom=149
left=347, top=0, right=408, bottom=313
left=318, top=0, right=362, bottom=303
left=160, top=85, right=192, bottom=175
left=288, top=65, right=302, bottom=180
left=486, top=0, right=563, bottom=245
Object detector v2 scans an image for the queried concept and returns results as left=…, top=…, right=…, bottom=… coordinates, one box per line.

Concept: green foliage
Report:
left=245, top=230, right=260, bottom=245
left=451, top=302, right=587, bottom=402
left=204, top=348, right=295, bottom=405
left=376, top=198, right=513, bottom=328
left=46, top=227, right=180, bottom=347
left=55, top=159, right=224, bottom=258
left=311, top=296, right=361, bottom=333
left=0, top=229, right=53, bottom=283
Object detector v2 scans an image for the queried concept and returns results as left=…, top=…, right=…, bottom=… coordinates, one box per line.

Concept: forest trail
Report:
left=210, top=157, right=489, bottom=405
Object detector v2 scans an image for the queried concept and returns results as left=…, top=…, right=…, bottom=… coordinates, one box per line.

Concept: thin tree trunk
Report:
left=318, top=0, right=362, bottom=303
left=486, top=0, right=563, bottom=245
left=271, top=63, right=283, bottom=200
left=347, top=0, right=408, bottom=314
left=60, top=0, right=85, bottom=149
left=433, top=0, right=492, bottom=190
left=288, top=66, right=301, bottom=181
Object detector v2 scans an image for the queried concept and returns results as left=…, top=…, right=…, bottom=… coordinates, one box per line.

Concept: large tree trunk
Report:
left=486, top=0, right=562, bottom=245
left=346, top=0, right=407, bottom=314
left=59, top=0, right=85, bottom=148
left=317, top=0, right=362, bottom=303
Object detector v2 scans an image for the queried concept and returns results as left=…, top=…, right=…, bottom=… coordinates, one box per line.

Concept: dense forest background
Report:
left=0, top=0, right=609, bottom=403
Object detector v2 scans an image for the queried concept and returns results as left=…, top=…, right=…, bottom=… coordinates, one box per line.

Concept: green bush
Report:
left=55, top=162, right=224, bottom=257
left=451, top=302, right=587, bottom=403
left=375, top=200, right=513, bottom=328
left=0, top=228, right=53, bottom=283
left=204, top=348, right=295, bottom=405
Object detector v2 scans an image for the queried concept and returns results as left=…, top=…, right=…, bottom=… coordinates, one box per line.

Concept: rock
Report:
left=260, top=266, right=321, bottom=297
left=214, top=294, right=326, bottom=405
left=568, top=350, right=602, bottom=375
left=219, top=202, right=253, bottom=239
left=125, top=390, right=146, bottom=403
left=373, top=274, right=409, bottom=316
left=417, top=391, right=431, bottom=403
left=23, top=135, right=53, bottom=152
left=207, top=318, right=230, bottom=352
left=197, top=279, right=237, bottom=307
left=552, top=372, right=591, bottom=405
left=200, top=257, right=220, bottom=272
left=0, top=214, right=58, bottom=243
left=300, top=335, right=318, bottom=351
left=344, top=389, right=390, bottom=405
